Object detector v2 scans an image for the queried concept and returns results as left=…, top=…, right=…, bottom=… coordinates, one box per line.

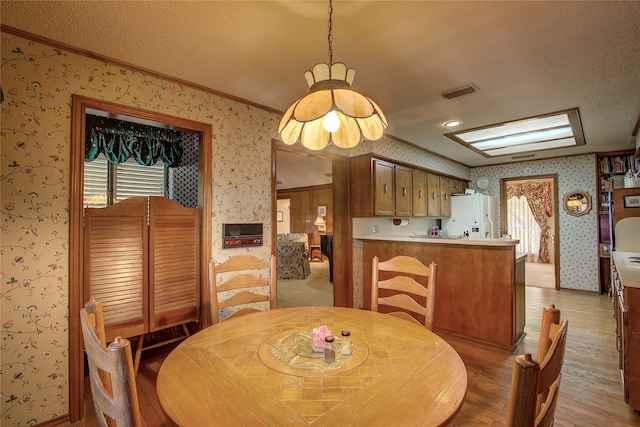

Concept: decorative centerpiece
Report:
left=312, top=325, right=331, bottom=352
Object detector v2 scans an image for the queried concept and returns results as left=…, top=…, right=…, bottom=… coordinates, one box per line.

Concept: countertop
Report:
left=353, top=233, right=519, bottom=247
left=612, top=251, right=640, bottom=288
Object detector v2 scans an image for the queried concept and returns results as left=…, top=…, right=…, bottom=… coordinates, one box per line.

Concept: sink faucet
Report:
left=463, top=231, right=469, bottom=238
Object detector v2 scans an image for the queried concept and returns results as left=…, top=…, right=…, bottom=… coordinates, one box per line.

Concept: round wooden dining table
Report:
left=156, top=306, right=467, bottom=426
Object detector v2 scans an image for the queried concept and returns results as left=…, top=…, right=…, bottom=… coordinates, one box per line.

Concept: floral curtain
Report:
left=84, top=114, right=182, bottom=167
left=506, top=182, right=552, bottom=263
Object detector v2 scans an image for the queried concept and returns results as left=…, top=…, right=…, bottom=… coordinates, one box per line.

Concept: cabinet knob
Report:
left=402, top=187, right=406, bottom=196
left=383, top=184, right=388, bottom=194
left=418, top=190, right=423, bottom=199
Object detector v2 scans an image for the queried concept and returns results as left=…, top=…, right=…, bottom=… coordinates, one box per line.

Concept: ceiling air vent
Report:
left=441, top=83, right=479, bottom=100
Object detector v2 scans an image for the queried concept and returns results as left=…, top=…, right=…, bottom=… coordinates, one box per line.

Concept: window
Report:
left=83, top=156, right=166, bottom=208
left=507, top=195, right=541, bottom=259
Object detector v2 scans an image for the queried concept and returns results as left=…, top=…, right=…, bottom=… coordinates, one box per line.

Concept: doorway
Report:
left=68, top=95, right=213, bottom=421
left=500, top=175, right=559, bottom=289
left=272, top=144, right=352, bottom=307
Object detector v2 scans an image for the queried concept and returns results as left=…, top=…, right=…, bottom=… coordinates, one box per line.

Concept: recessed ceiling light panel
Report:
left=444, top=108, right=585, bottom=158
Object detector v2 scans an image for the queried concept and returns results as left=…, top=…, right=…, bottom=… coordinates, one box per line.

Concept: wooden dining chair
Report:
left=506, top=304, right=569, bottom=427
left=80, top=299, right=141, bottom=427
left=371, top=255, right=437, bottom=330
left=209, top=254, right=277, bottom=324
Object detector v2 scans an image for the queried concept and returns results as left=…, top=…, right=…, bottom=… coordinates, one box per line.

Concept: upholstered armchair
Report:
left=276, top=233, right=311, bottom=279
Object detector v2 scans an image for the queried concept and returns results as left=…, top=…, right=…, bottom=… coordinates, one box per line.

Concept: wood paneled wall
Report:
left=279, top=184, right=333, bottom=246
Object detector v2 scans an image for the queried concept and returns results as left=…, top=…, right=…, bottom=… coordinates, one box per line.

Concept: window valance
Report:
left=84, top=114, right=182, bottom=167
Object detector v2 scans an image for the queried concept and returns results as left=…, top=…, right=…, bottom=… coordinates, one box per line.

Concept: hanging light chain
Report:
left=327, top=0, right=333, bottom=68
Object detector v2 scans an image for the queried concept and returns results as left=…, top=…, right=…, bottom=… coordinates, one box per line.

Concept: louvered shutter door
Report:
left=149, top=196, right=200, bottom=331
left=84, top=197, right=149, bottom=342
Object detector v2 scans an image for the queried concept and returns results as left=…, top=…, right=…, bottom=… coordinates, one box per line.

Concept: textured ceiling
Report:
left=2, top=1, right=639, bottom=168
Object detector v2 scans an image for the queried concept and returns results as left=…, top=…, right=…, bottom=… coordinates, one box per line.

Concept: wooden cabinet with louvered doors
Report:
left=413, top=170, right=428, bottom=217
left=374, top=160, right=395, bottom=216
left=84, top=197, right=200, bottom=343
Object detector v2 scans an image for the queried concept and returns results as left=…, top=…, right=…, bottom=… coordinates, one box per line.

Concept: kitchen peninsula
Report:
left=356, top=234, right=525, bottom=349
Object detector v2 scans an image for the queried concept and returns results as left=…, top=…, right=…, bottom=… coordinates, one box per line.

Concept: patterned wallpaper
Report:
left=470, top=154, right=598, bottom=291
left=0, top=28, right=598, bottom=425
left=1, top=31, right=276, bottom=425
left=1, top=29, right=467, bottom=426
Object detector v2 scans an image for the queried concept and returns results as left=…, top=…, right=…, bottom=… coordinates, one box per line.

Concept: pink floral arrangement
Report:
left=312, top=325, right=332, bottom=352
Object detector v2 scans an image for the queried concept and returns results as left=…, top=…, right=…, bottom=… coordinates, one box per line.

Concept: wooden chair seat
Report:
left=371, top=255, right=437, bottom=330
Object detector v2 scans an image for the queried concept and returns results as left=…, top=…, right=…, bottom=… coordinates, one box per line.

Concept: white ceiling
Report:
left=2, top=1, right=639, bottom=168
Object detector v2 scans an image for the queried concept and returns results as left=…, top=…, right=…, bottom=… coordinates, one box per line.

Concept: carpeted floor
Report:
left=277, top=260, right=334, bottom=308
left=525, top=261, right=555, bottom=288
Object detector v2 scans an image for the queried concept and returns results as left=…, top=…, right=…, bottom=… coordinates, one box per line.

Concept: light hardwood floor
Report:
left=72, top=287, right=639, bottom=426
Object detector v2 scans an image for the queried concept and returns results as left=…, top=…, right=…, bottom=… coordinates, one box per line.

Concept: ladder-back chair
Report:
left=507, top=304, right=569, bottom=427
left=80, top=299, right=141, bottom=427
left=209, top=254, right=277, bottom=324
left=371, top=255, right=437, bottom=330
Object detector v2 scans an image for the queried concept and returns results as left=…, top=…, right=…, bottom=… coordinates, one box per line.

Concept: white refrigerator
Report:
left=442, top=194, right=498, bottom=239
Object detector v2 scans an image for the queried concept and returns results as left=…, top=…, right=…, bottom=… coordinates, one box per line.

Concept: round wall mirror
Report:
left=563, top=190, right=592, bottom=216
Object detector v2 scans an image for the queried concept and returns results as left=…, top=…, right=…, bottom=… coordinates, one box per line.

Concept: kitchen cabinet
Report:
left=427, top=174, right=451, bottom=218
left=612, top=256, right=640, bottom=411
left=354, top=157, right=413, bottom=217
left=350, top=154, right=464, bottom=218
left=372, top=159, right=394, bottom=216
left=450, top=179, right=465, bottom=195
left=360, top=237, right=524, bottom=349
left=394, top=164, right=413, bottom=217
left=412, top=170, right=428, bottom=217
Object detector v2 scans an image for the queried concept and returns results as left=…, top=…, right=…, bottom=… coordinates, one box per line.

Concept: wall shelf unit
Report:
left=596, top=149, right=636, bottom=294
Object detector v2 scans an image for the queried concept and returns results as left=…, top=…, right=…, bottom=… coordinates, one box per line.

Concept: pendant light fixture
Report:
left=278, top=0, right=388, bottom=151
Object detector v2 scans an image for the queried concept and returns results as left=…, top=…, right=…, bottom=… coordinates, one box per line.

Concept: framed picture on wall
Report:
left=623, top=194, right=640, bottom=208
left=277, top=211, right=283, bottom=222
left=318, top=205, right=327, bottom=216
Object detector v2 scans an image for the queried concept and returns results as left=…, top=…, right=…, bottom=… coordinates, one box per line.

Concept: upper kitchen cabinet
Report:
left=372, top=159, right=394, bottom=216
left=370, top=158, right=412, bottom=217
left=427, top=174, right=451, bottom=218
left=450, top=179, right=466, bottom=195
left=394, top=164, right=413, bottom=217
left=412, top=170, right=428, bottom=217
left=350, top=155, right=466, bottom=218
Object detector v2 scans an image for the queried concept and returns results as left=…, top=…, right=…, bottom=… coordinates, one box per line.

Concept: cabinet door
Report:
left=412, top=170, right=427, bottom=217
left=395, top=166, right=413, bottom=217
left=374, top=160, right=395, bottom=216
left=440, top=178, right=451, bottom=217
left=427, top=173, right=441, bottom=217
left=450, top=179, right=465, bottom=195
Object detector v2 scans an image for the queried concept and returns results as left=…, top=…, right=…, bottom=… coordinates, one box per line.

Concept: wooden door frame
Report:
left=271, top=142, right=353, bottom=307
left=500, top=174, right=560, bottom=289
left=69, top=95, right=213, bottom=421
